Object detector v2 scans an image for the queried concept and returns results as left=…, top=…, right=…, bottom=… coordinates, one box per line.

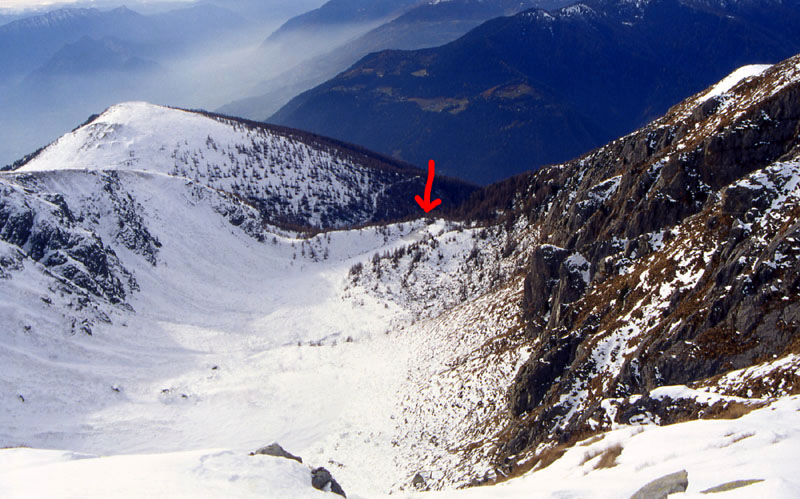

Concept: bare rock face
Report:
left=311, top=467, right=346, bottom=498
left=522, top=245, right=569, bottom=323
left=629, top=470, right=688, bottom=499
left=486, top=54, right=800, bottom=469
left=509, top=332, right=582, bottom=417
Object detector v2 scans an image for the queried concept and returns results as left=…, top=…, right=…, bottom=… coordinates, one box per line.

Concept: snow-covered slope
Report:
left=0, top=103, right=470, bottom=496
left=0, top=157, right=426, bottom=495
left=14, top=102, right=474, bottom=229
left=426, top=395, right=800, bottom=498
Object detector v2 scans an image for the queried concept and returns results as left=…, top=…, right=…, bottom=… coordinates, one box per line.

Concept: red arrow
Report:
left=415, top=159, right=442, bottom=213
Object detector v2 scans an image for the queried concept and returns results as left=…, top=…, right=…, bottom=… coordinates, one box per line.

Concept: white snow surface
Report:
left=17, top=102, right=415, bottom=229
left=697, top=64, right=772, bottom=103
left=0, top=164, right=418, bottom=497
left=426, top=396, right=800, bottom=499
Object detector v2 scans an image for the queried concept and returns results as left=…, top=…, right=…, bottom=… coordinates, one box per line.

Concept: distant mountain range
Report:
left=0, top=13, right=25, bottom=26
left=220, top=0, right=573, bottom=120
left=243, top=0, right=423, bottom=92
left=265, top=0, right=420, bottom=44
left=270, top=0, right=800, bottom=184
left=207, top=0, right=323, bottom=23
left=25, top=35, right=160, bottom=81
left=0, top=3, right=243, bottom=83
left=0, top=7, right=154, bottom=84
left=0, top=3, right=248, bottom=168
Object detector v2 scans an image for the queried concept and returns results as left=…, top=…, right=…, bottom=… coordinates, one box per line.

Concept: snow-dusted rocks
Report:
left=311, top=467, right=346, bottom=497
left=453, top=53, right=800, bottom=473
left=251, top=442, right=303, bottom=463
left=629, top=470, right=688, bottom=499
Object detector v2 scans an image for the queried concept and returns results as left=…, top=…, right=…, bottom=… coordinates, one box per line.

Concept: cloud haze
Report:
left=0, top=0, right=365, bottom=167
left=0, top=0, right=194, bottom=13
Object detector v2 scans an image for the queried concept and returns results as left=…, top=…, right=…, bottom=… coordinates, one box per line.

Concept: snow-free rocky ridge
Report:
left=2, top=55, right=800, bottom=496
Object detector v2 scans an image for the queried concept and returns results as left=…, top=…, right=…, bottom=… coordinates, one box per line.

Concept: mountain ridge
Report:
left=338, top=52, right=800, bottom=487
left=266, top=0, right=420, bottom=44
left=12, top=101, right=476, bottom=231
left=220, top=0, right=572, bottom=120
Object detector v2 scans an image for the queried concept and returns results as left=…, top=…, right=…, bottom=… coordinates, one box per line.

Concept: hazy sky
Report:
left=0, top=0, right=191, bottom=11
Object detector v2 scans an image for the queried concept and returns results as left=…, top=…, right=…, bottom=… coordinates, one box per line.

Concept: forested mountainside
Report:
left=271, top=0, right=800, bottom=184
left=220, top=0, right=571, bottom=120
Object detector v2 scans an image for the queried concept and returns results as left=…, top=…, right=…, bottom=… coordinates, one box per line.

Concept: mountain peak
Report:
left=18, top=102, right=212, bottom=175
left=559, top=2, right=598, bottom=17
left=1, top=7, right=99, bottom=31
left=16, top=102, right=475, bottom=230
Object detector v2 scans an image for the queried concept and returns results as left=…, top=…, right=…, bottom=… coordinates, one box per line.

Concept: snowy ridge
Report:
left=668, top=56, right=800, bottom=135
left=16, top=102, right=468, bottom=230
left=696, top=64, right=772, bottom=104
left=0, top=8, right=99, bottom=31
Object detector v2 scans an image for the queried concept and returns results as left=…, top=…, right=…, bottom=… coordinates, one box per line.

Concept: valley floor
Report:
left=0, top=196, right=425, bottom=496
left=1, top=214, right=798, bottom=497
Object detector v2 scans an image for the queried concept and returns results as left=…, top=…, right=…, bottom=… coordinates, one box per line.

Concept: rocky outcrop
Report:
left=100, top=172, right=161, bottom=266
left=250, top=443, right=303, bottom=463
left=0, top=175, right=135, bottom=304
left=249, top=443, right=346, bottom=496
left=487, top=54, right=800, bottom=470
left=411, top=472, right=427, bottom=490
left=311, top=467, right=346, bottom=497
left=629, top=470, right=688, bottom=499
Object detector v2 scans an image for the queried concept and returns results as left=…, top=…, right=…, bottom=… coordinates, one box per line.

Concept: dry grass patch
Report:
left=723, top=431, right=755, bottom=447
left=579, top=434, right=606, bottom=447
left=707, top=401, right=765, bottom=420
left=582, top=444, right=624, bottom=470
left=483, top=442, right=572, bottom=488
